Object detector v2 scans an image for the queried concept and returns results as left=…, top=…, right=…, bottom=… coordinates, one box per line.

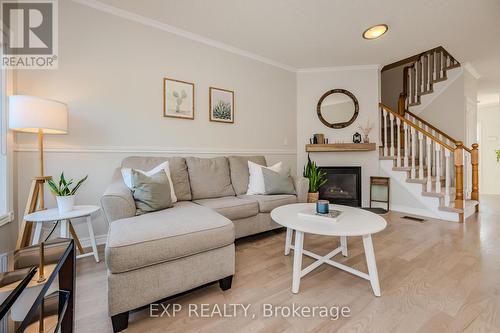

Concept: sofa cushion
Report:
left=194, top=196, right=259, bottom=220
left=131, top=169, right=173, bottom=215
left=239, top=194, right=297, bottom=213
left=186, top=157, right=235, bottom=200
left=121, top=156, right=191, bottom=201
left=227, top=156, right=267, bottom=195
left=106, top=201, right=234, bottom=273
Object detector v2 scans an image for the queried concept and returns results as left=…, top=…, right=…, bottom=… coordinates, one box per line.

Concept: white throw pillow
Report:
left=121, top=161, right=178, bottom=203
left=246, top=161, right=283, bottom=195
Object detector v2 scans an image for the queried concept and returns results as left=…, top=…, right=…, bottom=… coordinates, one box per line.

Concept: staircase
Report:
left=379, top=47, right=479, bottom=222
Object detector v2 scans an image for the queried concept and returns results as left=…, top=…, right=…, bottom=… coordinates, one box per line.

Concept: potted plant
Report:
left=47, top=173, right=88, bottom=213
left=303, top=155, right=327, bottom=203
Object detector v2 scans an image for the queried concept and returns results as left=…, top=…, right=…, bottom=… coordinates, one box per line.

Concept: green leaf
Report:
left=70, top=175, right=88, bottom=195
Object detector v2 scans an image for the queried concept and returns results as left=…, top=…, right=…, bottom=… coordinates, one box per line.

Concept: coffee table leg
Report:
left=362, top=234, right=381, bottom=296
left=292, top=230, right=304, bottom=294
left=340, top=236, right=348, bottom=256
left=285, top=228, right=293, bottom=255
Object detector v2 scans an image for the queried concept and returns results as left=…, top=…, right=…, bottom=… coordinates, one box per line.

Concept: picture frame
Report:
left=209, top=87, right=234, bottom=123
left=163, top=77, right=195, bottom=119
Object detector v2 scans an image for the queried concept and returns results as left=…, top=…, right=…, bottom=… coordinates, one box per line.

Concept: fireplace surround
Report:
left=318, top=166, right=361, bottom=207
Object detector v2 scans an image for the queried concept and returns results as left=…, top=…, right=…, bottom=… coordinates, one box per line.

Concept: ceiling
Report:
left=97, top=0, right=500, bottom=104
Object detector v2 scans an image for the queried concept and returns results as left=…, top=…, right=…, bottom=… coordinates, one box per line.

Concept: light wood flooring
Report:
left=75, top=195, right=500, bottom=333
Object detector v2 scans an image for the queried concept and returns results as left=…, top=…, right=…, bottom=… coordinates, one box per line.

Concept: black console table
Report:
left=0, top=239, right=75, bottom=333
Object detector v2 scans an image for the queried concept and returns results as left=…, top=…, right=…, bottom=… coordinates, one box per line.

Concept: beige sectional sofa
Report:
left=101, top=155, right=308, bottom=332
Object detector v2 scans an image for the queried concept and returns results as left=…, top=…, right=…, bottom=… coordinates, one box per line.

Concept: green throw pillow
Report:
left=262, top=167, right=296, bottom=195
left=131, top=169, right=173, bottom=215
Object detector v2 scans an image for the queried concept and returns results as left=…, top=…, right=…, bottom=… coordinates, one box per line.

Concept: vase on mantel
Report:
left=307, top=192, right=319, bottom=203
left=363, top=135, right=370, bottom=143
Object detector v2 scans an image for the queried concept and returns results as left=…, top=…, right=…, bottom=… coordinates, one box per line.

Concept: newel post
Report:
left=454, top=142, right=464, bottom=222
left=471, top=143, right=479, bottom=211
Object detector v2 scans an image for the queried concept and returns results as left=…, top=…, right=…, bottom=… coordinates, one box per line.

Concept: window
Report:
left=0, top=49, right=13, bottom=226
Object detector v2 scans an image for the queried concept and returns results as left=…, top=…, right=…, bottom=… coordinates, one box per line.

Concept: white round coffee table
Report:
left=24, top=205, right=101, bottom=262
left=271, top=203, right=387, bottom=296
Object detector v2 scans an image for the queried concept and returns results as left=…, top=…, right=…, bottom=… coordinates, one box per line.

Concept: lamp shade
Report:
left=9, top=95, right=68, bottom=134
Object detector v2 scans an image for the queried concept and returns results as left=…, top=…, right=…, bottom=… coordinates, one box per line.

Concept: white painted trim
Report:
left=390, top=204, right=458, bottom=222
left=71, top=0, right=296, bottom=72
left=79, top=233, right=107, bottom=249
left=464, top=62, right=481, bottom=79
left=14, top=144, right=297, bottom=156
left=478, top=101, right=500, bottom=108
left=0, top=211, right=13, bottom=227
left=297, top=64, right=381, bottom=73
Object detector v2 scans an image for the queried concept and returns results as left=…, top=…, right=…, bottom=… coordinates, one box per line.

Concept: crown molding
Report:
left=71, top=0, right=296, bottom=72
left=14, top=144, right=297, bottom=156
left=463, top=62, right=481, bottom=79
left=296, top=64, right=381, bottom=74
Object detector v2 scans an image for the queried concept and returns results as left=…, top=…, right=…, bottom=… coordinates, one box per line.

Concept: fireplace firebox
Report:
left=318, top=166, right=361, bottom=207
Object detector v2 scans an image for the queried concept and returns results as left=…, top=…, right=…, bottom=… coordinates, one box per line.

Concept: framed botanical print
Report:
left=209, top=87, right=234, bottom=123
left=163, top=77, right=195, bottom=119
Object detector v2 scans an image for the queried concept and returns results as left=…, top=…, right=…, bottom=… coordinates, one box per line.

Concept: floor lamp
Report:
left=9, top=95, right=68, bottom=249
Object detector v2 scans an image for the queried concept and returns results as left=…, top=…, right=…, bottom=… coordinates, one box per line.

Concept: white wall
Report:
left=417, top=70, right=467, bottom=140
left=297, top=68, right=381, bottom=207
left=478, top=103, right=500, bottom=195
left=13, top=0, right=297, bottom=242
left=381, top=64, right=406, bottom=112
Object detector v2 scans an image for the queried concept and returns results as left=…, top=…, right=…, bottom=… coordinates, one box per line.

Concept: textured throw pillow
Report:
left=246, top=161, right=283, bottom=195
left=262, top=167, right=296, bottom=195
left=121, top=161, right=177, bottom=202
left=131, top=169, right=173, bottom=215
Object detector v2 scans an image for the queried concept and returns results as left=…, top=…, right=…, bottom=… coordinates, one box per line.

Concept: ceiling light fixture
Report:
left=363, top=24, right=388, bottom=40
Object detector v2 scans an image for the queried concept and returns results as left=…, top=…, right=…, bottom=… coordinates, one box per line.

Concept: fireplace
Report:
left=318, top=166, right=361, bottom=207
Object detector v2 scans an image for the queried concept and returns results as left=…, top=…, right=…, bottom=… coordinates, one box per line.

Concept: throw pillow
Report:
left=121, top=161, right=177, bottom=202
left=262, top=167, right=296, bottom=195
left=246, top=161, right=283, bottom=195
left=131, top=169, right=173, bottom=215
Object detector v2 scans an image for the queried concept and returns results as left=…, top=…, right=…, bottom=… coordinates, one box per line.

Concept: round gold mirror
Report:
left=317, top=89, right=359, bottom=129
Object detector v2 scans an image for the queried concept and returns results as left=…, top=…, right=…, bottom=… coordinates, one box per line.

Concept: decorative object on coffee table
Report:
left=24, top=205, right=101, bottom=263
left=271, top=203, right=386, bottom=296
left=303, top=155, right=327, bottom=203
left=47, top=173, right=88, bottom=213
left=163, top=77, right=195, bottom=119
left=9, top=95, right=69, bottom=249
left=209, top=87, right=234, bottom=123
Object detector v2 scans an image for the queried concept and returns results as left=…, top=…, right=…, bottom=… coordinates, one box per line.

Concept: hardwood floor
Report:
left=75, top=195, right=500, bottom=333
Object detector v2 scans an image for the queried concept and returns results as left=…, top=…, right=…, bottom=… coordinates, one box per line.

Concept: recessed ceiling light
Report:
left=363, top=24, right=388, bottom=40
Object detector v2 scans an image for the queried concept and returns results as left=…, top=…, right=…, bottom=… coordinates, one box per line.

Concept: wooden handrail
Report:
left=404, top=109, right=472, bottom=153
left=379, top=103, right=455, bottom=151
left=382, top=46, right=460, bottom=72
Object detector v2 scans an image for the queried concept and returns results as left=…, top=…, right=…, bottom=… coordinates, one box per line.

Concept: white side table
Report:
left=24, top=205, right=101, bottom=262
left=271, top=203, right=387, bottom=296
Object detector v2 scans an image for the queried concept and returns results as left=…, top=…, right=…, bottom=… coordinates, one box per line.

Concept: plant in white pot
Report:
left=48, top=173, right=88, bottom=213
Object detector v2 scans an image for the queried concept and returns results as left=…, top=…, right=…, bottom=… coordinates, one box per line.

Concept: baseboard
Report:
left=390, top=204, right=458, bottom=222
left=79, top=234, right=108, bottom=249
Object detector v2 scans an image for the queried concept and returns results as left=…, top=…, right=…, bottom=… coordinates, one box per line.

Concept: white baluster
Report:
left=383, top=109, right=388, bottom=156
left=418, top=132, right=424, bottom=180
left=396, top=117, right=401, bottom=167
left=431, top=130, right=436, bottom=176
left=444, top=149, right=451, bottom=206
left=403, top=122, right=409, bottom=167
left=389, top=113, right=395, bottom=157
left=411, top=127, right=416, bottom=178
left=435, top=144, right=441, bottom=193
left=426, top=137, right=432, bottom=192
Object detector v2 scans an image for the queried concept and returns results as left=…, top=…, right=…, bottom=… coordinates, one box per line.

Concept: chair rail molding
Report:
left=14, top=144, right=297, bottom=156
